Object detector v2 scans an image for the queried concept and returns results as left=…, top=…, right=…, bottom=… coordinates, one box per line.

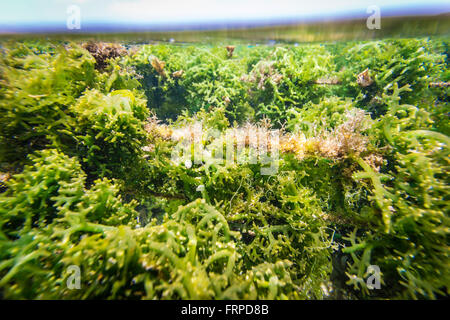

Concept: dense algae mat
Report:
left=0, top=38, right=448, bottom=299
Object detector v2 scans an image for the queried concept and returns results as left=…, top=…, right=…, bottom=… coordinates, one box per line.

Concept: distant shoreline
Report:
left=0, top=14, right=448, bottom=43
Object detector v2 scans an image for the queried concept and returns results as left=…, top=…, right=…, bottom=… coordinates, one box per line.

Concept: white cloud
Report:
left=105, top=0, right=449, bottom=23
left=1, top=0, right=447, bottom=25
left=106, top=0, right=362, bottom=23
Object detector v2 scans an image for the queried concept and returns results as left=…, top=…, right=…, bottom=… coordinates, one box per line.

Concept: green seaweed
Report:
left=0, top=38, right=448, bottom=300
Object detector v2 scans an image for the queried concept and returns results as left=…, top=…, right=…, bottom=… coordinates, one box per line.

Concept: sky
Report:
left=0, top=0, right=448, bottom=29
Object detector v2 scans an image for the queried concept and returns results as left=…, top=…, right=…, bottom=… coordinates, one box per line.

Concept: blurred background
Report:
left=0, top=0, right=449, bottom=42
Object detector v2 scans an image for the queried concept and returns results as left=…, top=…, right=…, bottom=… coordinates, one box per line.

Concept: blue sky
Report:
left=0, top=0, right=448, bottom=26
